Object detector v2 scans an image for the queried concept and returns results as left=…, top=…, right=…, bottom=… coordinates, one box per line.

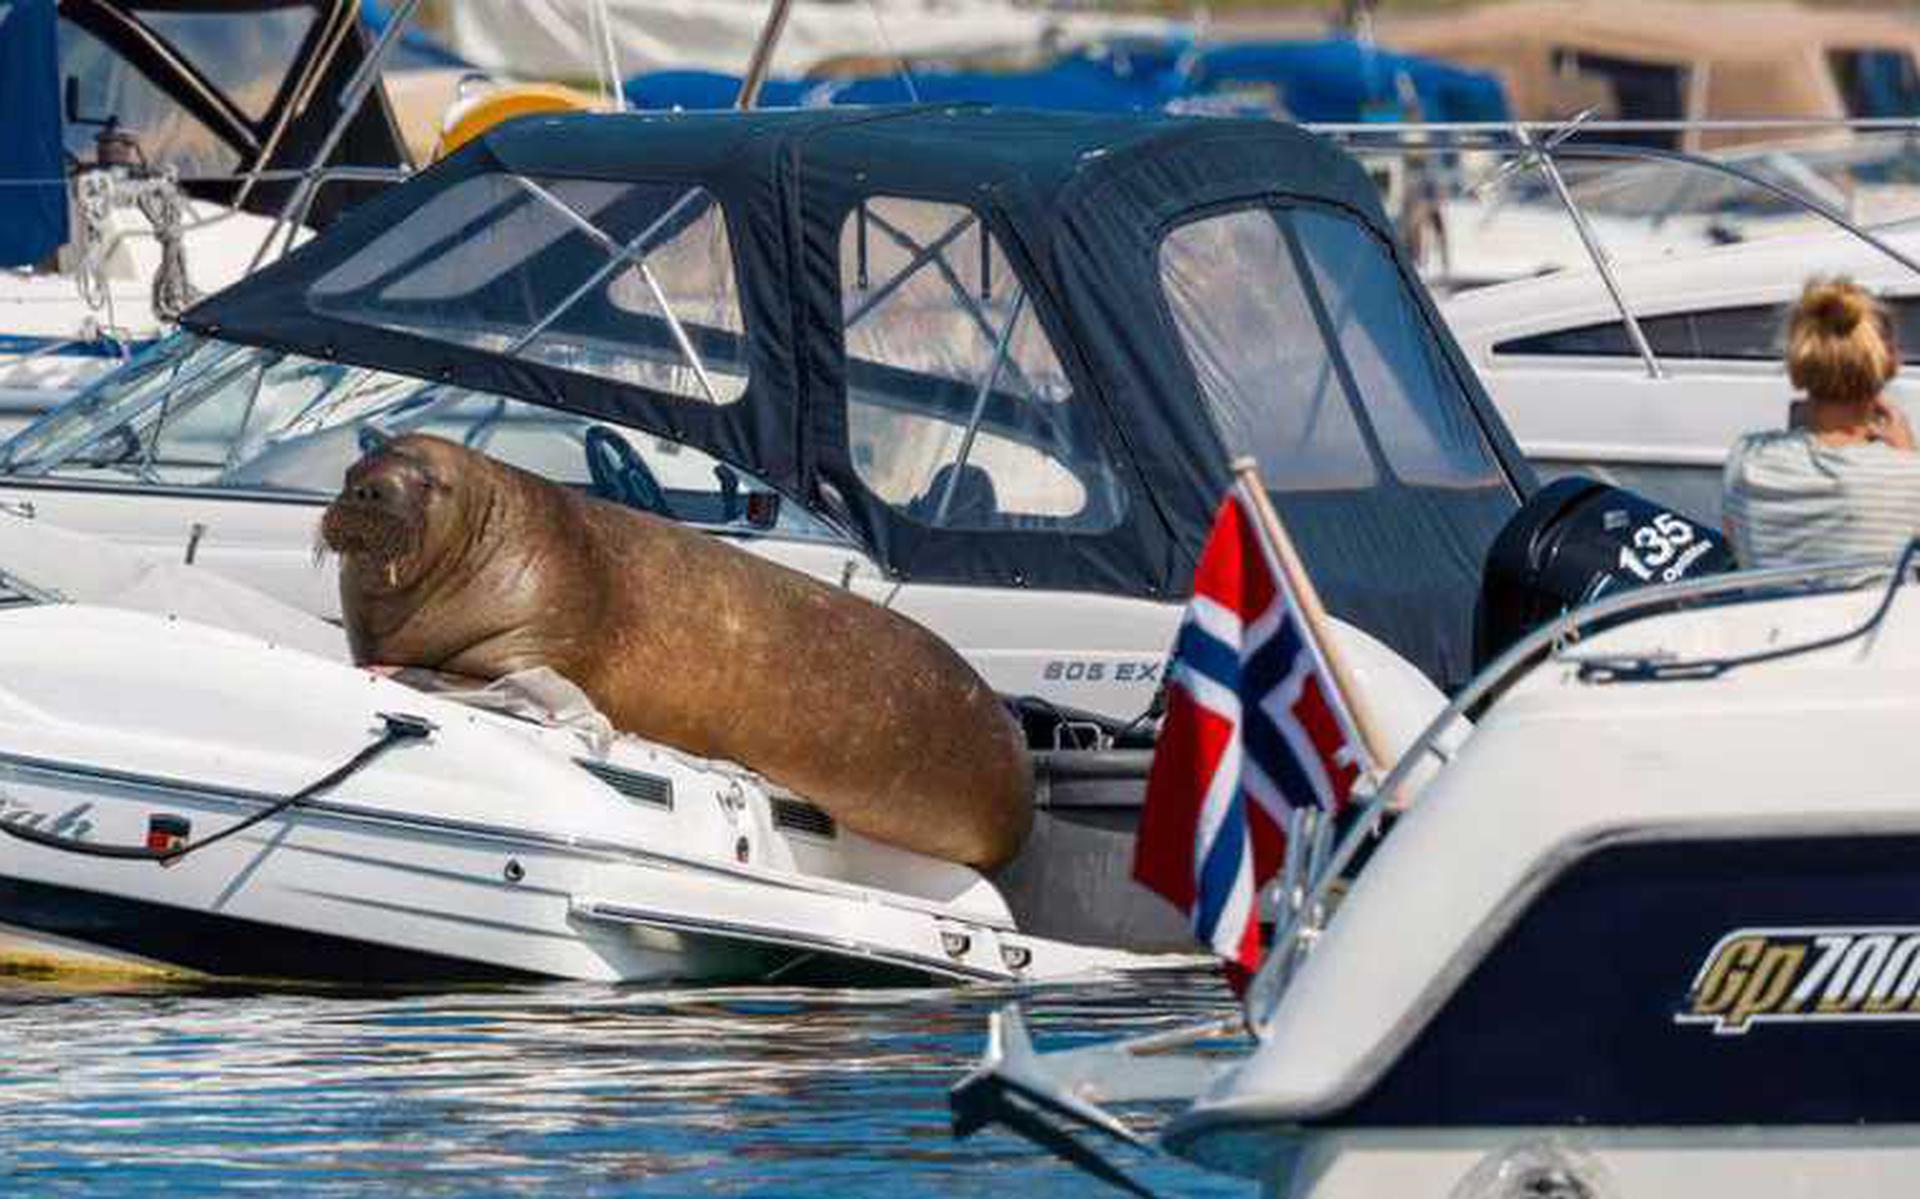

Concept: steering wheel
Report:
left=584, top=425, right=673, bottom=518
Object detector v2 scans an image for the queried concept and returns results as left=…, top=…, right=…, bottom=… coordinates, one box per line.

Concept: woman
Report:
left=1722, top=278, right=1920, bottom=568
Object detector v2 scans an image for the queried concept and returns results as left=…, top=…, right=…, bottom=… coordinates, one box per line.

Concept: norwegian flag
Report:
left=1133, top=475, right=1369, bottom=977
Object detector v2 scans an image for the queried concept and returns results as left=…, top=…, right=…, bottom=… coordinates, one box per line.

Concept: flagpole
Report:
left=1230, top=458, right=1393, bottom=773
left=1230, top=458, right=1409, bottom=1033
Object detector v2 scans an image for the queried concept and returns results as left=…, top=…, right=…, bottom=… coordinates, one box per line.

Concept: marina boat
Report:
left=1424, top=120, right=1920, bottom=526
left=1347, top=125, right=1920, bottom=294
left=0, top=104, right=1531, bottom=983
left=952, top=521, right=1920, bottom=1196
left=1448, top=221, right=1920, bottom=524
left=0, top=105, right=1529, bottom=712
left=0, top=513, right=1166, bottom=985
left=0, top=0, right=412, bottom=426
left=1304, top=116, right=1920, bottom=521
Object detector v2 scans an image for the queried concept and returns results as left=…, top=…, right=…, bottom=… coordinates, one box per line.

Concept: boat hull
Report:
left=1200, top=1126, right=1920, bottom=1199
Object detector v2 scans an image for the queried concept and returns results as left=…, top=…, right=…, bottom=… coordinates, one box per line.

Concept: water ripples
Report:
left=0, top=972, right=1251, bottom=1196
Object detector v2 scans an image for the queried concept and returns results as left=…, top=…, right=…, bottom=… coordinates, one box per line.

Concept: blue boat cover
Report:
left=1181, top=40, right=1509, bottom=123
left=0, top=0, right=69, bottom=267
left=625, top=37, right=1509, bottom=125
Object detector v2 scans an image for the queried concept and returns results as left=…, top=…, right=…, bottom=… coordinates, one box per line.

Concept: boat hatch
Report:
left=184, top=107, right=1532, bottom=687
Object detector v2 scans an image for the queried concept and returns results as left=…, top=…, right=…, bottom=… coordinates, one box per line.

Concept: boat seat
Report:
left=910, top=462, right=1000, bottom=528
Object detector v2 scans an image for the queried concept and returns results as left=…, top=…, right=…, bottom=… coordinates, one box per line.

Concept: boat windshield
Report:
left=0, top=332, right=838, bottom=539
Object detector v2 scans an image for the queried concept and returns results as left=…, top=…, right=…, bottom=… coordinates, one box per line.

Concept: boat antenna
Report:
left=737, top=0, right=797, bottom=110
left=863, top=0, right=922, bottom=104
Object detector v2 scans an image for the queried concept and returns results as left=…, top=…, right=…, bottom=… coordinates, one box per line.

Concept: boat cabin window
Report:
left=307, top=175, right=749, bottom=406
left=1830, top=49, right=1920, bottom=119
left=1547, top=50, right=1688, bottom=151
left=1494, top=298, right=1920, bottom=364
left=59, top=19, right=240, bottom=176
left=0, top=334, right=833, bottom=540
left=838, top=197, right=1127, bottom=533
left=1290, top=209, right=1501, bottom=489
left=1160, top=205, right=1500, bottom=491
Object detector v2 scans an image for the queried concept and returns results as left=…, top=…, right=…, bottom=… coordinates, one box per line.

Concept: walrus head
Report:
left=321, top=435, right=462, bottom=591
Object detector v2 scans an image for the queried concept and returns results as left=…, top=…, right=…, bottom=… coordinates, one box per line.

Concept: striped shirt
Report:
left=1723, top=430, right=1920, bottom=568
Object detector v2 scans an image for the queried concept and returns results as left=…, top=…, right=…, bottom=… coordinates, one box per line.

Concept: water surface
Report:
left=0, top=970, right=1250, bottom=1196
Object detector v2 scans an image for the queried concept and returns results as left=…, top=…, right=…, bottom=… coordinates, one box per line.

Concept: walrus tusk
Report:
left=323, top=434, right=1034, bottom=868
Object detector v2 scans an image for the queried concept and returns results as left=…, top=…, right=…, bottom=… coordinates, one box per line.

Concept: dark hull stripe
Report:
left=0, top=875, right=541, bottom=984
left=1321, top=835, right=1920, bottom=1127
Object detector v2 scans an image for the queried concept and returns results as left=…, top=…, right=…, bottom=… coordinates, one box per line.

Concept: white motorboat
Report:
left=1446, top=218, right=1920, bottom=525
left=0, top=514, right=1161, bottom=985
left=0, top=0, right=413, bottom=423
left=950, top=505, right=1920, bottom=1194
left=1303, top=118, right=1920, bottom=524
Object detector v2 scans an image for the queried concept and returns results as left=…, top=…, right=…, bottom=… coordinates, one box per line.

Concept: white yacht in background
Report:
left=1419, top=135, right=1920, bottom=294
left=1445, top=223, right=1920, bottom=524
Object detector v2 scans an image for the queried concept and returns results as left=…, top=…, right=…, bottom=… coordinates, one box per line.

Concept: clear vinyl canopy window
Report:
left=1160, top=204, right=1501, bottom=492
left=0, top=332, right=832, bottom=540
left=838, top=196, right=1126, bottom=533
left=308, top=175, right=748, bottom=405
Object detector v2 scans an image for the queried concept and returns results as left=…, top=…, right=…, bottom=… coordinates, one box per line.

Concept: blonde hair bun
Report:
left=1801, top=281, right=1869, bottom=336
left=1787, top=277, right=1897, bottom=405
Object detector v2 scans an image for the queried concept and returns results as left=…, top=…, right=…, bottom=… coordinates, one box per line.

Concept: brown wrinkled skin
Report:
left=322, top=434, right=1033, bottom=868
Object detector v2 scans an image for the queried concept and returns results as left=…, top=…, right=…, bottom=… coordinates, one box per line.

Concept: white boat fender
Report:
left=0, top=710, right=433, bottom=863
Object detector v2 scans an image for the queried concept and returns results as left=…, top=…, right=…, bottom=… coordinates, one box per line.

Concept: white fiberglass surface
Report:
left=0, top=333, right=835, bottom=540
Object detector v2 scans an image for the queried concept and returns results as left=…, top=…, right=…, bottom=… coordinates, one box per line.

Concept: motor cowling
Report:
left=1474, top=477, right=1735, bottom=668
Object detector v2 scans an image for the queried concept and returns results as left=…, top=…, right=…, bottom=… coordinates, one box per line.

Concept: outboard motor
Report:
left=1475, top=477, right=1735, bottom=668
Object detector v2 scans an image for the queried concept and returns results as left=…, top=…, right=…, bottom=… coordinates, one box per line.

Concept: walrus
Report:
left=320, top=433, right=1033, bottom=868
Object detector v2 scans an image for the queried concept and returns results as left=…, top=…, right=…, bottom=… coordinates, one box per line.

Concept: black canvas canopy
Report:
left=186, top=106, right=1532, bottom=688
